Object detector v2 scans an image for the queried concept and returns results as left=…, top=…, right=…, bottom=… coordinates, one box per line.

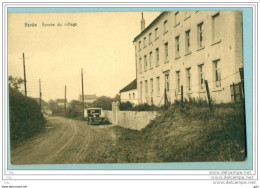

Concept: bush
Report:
left=9, top=90, right=45, bottom=145
left=119, top=102, right=133, bottom=111
left=133, top=103, right=160, bottom=111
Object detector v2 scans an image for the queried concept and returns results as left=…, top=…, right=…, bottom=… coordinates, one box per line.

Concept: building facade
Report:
left=119, top=79, right=138, bottom=105
left=133, top=11, right=243, bottom=106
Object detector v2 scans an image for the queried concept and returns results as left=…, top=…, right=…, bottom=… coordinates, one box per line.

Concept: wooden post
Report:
left=64, top=85, right=67, bottom=116
left=205, top=80, right=213, bottom=112
left=238, top=83, right=243, bottom=104
left=239, top=68, right=244, bottom=97
left=233, top=82, right=236, bottom=103
left=181, top=85, right=183, bottom=106
left=39, top=79, right=42, bottom=111
left=81, top=68, right=85, bottom=119
left=22, top=53, right=27, bottom=97
left=164, top=88, right=168, bottom=108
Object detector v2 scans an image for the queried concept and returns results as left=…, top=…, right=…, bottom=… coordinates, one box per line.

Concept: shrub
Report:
left=119, top=102, right=133, bottom=111
left=9, top=90, right=45, bottom=145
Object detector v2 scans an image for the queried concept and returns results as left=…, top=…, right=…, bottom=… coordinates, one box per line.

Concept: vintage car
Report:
left=84, top=108, right=104, bottom=125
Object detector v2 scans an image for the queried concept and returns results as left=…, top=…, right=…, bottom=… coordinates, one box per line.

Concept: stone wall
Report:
left=103, top=110, right=157, bottom=130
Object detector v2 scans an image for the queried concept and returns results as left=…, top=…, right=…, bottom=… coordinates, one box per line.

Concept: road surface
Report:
left=11, top=116, right=120, bottom=164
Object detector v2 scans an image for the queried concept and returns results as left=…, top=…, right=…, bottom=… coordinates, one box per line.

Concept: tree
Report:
left=92, top=96, right=114, bottom=110
left=8, top=76, right=24, bottom=93
left=113, top=94, right=120, bottom=102
left=48, top=100, right=61, bottom=114
left=67, top=100, right=81, bottom=118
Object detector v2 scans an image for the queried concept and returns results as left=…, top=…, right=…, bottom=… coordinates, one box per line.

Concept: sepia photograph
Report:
left=8, top=10, right=246, bottom=165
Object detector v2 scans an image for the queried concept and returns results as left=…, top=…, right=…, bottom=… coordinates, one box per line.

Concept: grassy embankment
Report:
left=87, top=103, right=246, bottom=163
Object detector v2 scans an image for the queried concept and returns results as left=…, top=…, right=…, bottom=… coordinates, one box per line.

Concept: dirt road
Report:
left=11, top=116, right=120, bottom=164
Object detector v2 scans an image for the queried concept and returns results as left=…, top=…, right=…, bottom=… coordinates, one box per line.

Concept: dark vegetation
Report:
left=66, top=95, right=120, bottom=119
left=87, top=101, right=246, bottom=163
left=9, top=76, right=45, bottom=146
left=119, top=102, right=161, bottom=111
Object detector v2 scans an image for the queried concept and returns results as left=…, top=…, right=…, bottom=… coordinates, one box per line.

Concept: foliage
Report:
left=48, top=100, right=62, bottom=114
left=67, top=100, right=81, bottom=118
left=90, top=95, right=119, bottom=110
left=9, top=76, right=45, bottom=145
left=119, top=101, right=133, bottom=111
left=113, top=94, right=120, bottom=102
left=8, top=76, right=24, bottom=93
left=119, top=102, right=161, bottom=111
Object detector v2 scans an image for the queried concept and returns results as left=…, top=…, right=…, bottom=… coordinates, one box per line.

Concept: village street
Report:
left=11, top=116, right=120, bottom=164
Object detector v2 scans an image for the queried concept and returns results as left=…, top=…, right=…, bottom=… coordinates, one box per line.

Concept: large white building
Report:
left=133, top=11, right=243, bottom=106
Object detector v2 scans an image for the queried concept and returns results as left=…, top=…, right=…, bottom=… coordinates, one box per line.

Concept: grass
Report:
left=89, top=102, right=246, bottom=163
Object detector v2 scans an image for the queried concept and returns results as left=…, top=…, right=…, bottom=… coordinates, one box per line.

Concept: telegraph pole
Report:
left=81, top=68, right=85, bottom=118
left=22, top=53, right=27, bottom=97
left=39, top=79, right=42, bottom=111
left=64, top=85, right=67, bottom=116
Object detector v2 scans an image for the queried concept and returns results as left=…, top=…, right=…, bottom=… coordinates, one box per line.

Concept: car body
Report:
left=84, top=108, right=104, bottom=125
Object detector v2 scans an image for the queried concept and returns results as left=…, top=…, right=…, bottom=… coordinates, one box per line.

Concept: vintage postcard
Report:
left=7, top=9, right=247, bottom=166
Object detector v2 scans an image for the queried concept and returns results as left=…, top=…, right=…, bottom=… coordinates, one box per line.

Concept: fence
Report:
left=230, top=82, right=244, bottom=103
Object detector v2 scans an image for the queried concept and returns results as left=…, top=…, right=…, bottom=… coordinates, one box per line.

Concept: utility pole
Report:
left=22, top=53, right=27, bottom=97
left=64, top=85, right=67, bottom=116
left=39, top=79, right=42, bottom=111
left=81, top=68, right=85, bottom=118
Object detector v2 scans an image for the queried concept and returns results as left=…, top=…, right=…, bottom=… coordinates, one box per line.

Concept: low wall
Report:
left=103, top=110, right=157, bottom=130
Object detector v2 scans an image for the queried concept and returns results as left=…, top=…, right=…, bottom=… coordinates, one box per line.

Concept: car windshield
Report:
left=87, top=109, right=101, bottom=114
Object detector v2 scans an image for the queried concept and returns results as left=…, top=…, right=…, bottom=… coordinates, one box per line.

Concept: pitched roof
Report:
left=79, top=94, right=98, bottom=100
left=133, top=11, right=168, bottom=42
left=56, top=99, right=67, bottom=103
left=119, top=79, right=137, bottom=93
left=33, top=98, right=48, bottom=106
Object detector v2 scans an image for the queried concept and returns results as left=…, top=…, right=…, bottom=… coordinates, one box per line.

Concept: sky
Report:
left=8, top=11, right=160, bottom=102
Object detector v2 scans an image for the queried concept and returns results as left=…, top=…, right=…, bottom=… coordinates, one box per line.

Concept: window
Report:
left=197, top=22, right=204, bottom=48
left=149, top=33, right=152, bottom=43
left=133, top=93, right=135, bottom=99
left=139, top=58, right=142, bottom=73
left=185, top=30, right=191, bottom=54
left=129, top=94, right=131, bottom=99
left=176, top=71, right=180, bottom=92
left=184, top=11, right=191, bottom=19
left=165, top=73, right=170, bottom=92
left=156, top=48, right=159, bottom=66
left=213, top=60, right=221, bottom=87
left=175, top=36, right=180, bottom=58
left=163, top=20, right=168, bottom=33
left=186, top=68, right=191, bottom=91
left=144, top=55, right=147, bottom=72
left=156, top=77, right=160, bottom=95
left=212, top=13, right=220, bottom=43
left=149, top=51, right=153, bottom=69
left=198, top=64, right=205, bottom=90
left=145, top=80, right=148, bottom=102
left=143, top=37, right=146, bottom=48
left=175, top=11, right=180, bottom=26
left=138, top=41, right=141, bottom=51
left=164, top=42, right=169, bottom=63
left=140, top=81, right=143, bottom=103
left=155, top=27, right=159, bottom=39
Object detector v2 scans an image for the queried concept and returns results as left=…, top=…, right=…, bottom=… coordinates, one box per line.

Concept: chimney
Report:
left=141, top=12, right=145, bottom=31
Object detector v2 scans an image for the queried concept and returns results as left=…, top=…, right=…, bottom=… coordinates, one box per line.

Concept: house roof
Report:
left=33, top=98, right=48, bottom=106
left=119, top=79, right=137, bottom=93
left=133, top=11, right=168, bottom=42
left=79, top=94, right=98, bottom=100
left=56, top=99, right=67, bottom=103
